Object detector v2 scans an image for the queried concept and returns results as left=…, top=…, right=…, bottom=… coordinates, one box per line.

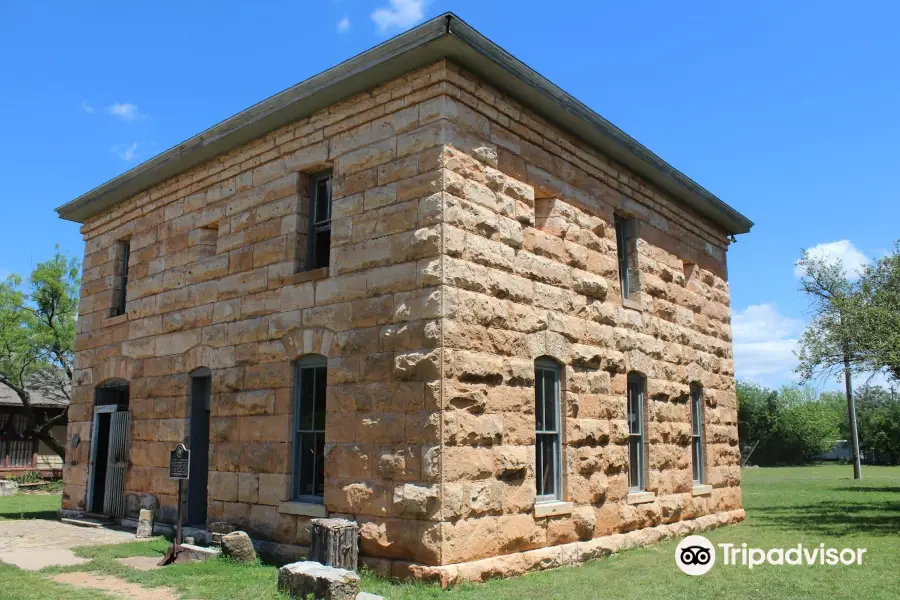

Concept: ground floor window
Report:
left=535, top=358, right=562, bottom=501
left=691, top=383, right=705, bottom=484
left=627, top=372, right=646, bottom=491
left=0, top=412, right=33, bottom=468
left=293, top=356, right=327, bottom=501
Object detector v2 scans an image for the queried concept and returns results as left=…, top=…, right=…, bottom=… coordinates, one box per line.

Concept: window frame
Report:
left=534, top=357, right=563, bottom=503
left=113, top=239, right=130, bottom=316
left=627, top=372, right=646, bottom=491
left=292, top=355, right=328, bottom=503
left=305, top=171, right=333, bottom=271
left=690, top=383, right=705, bottom=484
left=614, top=215, right=630, bottom=299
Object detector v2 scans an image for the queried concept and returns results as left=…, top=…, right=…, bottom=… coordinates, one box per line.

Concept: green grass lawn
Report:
left=0, top=491, right=61, bottom=521
left=0, top=465, right=897, bottom=600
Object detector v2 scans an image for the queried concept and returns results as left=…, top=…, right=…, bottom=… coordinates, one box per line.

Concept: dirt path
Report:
left=52, top=572, right=179, bottom=600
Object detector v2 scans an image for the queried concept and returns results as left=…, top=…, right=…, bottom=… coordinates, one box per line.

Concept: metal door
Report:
left=102, top=410, right=130, bottom=517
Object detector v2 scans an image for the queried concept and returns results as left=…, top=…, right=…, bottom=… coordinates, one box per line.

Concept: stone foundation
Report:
left=401, top=508, right=744, bottom=587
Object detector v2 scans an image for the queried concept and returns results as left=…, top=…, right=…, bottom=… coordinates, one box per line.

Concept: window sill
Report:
left=104, top=313, right=129, bottom=327
left=626, top=491, right=656, bottom=505
left=621, top=298, right=648, bottom=313
left=534, top=501, right=573, bottom=518
left=286, top=267, right=329, bottom=285
left=692, top=484, right=713, bottom=497
left=278, top=501, right=328, bottom=518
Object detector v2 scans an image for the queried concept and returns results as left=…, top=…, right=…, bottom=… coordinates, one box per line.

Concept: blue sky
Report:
left=1, top=1, right=897, bottom=390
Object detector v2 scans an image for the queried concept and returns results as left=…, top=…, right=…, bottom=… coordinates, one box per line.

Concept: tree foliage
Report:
left=794, top=251, right=863, bottom=382
left=832, top=385, right=900, bottom=465
left=738, top=380, right=900, bottom=465
left=796, top=243, right=900, bottom=383
left=773, top=387, right=842, bottom=462
left=736, top=380, right=778, bottom=458
left=0, top=248, right=79, bottom=458
left=854, top=244, right=900, bottom=381
left=737, top=381, right=841, bottom=465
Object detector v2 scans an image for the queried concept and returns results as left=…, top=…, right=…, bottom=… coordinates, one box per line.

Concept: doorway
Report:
left=187, top=369, right=211, bottom=527
left=90, top=412, right=111, bottom=513
left=89, top=381, right=130, bottom=517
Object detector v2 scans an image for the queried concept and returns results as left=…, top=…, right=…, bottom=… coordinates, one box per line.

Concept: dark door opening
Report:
left=91, top=381, right=130, bottom=517
left=187, top=372, right=211, bottom=527
left=91, top=412, right=111, bottom=513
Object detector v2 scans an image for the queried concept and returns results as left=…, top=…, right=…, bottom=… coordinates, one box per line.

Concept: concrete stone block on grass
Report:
left=220, top=531, right=257, bottom=563
left=0, top=480, right=18, bottom=497
left=277, top=560, right=360, bottom=600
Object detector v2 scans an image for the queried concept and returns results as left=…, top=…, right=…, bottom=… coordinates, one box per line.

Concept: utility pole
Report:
left=843, top=347, right=862, bottom=480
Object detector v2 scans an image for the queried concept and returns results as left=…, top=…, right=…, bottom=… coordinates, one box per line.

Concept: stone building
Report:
left=57, top=13, right=751, bottom=583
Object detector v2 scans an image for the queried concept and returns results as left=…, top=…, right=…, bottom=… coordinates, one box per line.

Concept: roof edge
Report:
left=444, top=16, right=752, bottom=235
left=57, top=12, right=752, bottom=235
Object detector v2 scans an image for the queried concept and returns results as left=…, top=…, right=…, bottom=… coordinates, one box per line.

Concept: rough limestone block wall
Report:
left=426, top=62, right=742, bottom=568
left=64, top=62, right=463, bottom=565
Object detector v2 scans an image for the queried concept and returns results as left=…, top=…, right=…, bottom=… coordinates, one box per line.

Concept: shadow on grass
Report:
left=0, top=509, right=59, bottom=520
left=756, top=501, right=900, bottom=537
left=835, top=486, right=900, bottom=493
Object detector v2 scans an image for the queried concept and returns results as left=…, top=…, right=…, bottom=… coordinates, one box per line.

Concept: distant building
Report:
left=815, top=440, right=852, bottom=461
left=0, top=385, right=68, bottom=477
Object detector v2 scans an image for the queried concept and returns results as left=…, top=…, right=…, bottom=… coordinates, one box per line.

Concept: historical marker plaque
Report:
left=168, top=443, right=190, bottom=480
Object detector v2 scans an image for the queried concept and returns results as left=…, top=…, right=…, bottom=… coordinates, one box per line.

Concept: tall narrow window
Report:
left=627, top=372, right=645, bottom=491
left=615, top=215, right=630, bottom=299
left=293, top=355, right=327, bottom=501
left=307, top=172, right=332, bottom=271
left=690, top=383, right=705, bottom=484
left=535, top=358, right=562, bottom=501
left=113, top=239, right=130, bottom=316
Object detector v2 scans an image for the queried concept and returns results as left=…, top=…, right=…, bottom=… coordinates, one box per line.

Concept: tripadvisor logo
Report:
left=676, top=536, right=716, bottom=575
left=676, top=535, right=867, bottom=575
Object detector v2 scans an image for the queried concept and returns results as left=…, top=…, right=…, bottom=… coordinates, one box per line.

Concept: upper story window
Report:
left=112, top=239, right=130, bottom=317
left=690, top=383, right=705, bottom=484
left=293, top=355, right=327, bottom=501
left=535, top=357, right=562, bottom=502
left=627, top=372, right=646, bottom=491
left=615, top=215, right=632, bottom=299
left=306, top=172, right=332, bottom=271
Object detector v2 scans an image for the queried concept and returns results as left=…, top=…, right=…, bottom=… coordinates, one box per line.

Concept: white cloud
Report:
left=794, top=240, right=869, bottom=280
left=79, top=100, right=95, bottom=114
left=110, top=142, right=139, bottom=161
left=337, top=16, right=351, bottom=32
left=732, top=304, right=802, bottom=384
left=371, top=0, right=425, bottom=32
left=107, top=102, right=148, bottom=123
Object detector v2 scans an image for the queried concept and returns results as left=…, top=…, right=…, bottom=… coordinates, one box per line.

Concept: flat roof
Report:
left=56, top=13, right=753, bottom=235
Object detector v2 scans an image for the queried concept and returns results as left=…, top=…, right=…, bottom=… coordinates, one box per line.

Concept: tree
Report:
left=773, top=386, right=842, bottom=463
left=736, top=380, right=778, bottom=462
left=795, top=250, right=863, bottom=478
left=854, top=244, right=900, bottom=381
left=853, top=385, right=900, bottom=464
left=0, top=249, right=79, bottom=459
left=737, top=382, right=839, bottom=465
